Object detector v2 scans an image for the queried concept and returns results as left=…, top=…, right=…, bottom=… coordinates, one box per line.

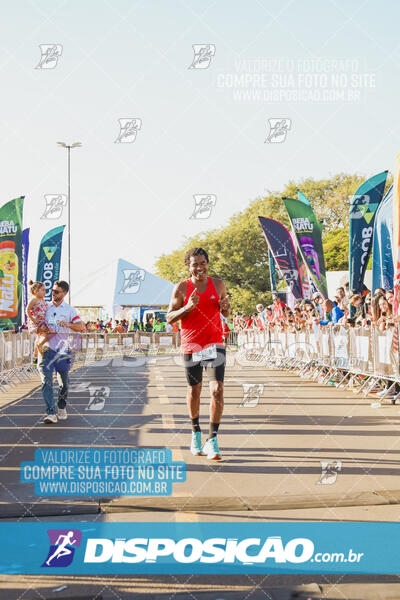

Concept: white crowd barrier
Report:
left=236, top=324, right=400, bottom=396
left=70, top=331, right=181, bottom=363
left=0, top=331, right=181, bottom=391
left=2, top=326, right=398, bottom=397
left=0, top=330, right=37, bottom=391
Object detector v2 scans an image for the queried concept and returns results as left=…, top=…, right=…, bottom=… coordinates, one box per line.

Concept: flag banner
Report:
left=22, top=227, right=30, bottom=322
left=1, top=521, right=400, bottom=574
left=36, top=226, right=65, bottom=303
left=0, top=196, right=24, bottom=329
left=298, top=190, right=311, bottom=207
left=290, top=227, right=312, bottom=300
left=268, top=248, right=277, bottom=292
left=349, top=171, right=388, bottom=295
left=393, top=155, right=400, bottom=314
left=258, top=216, right=303, bottom=299
left=283, top=194, right=328, bottom=298
left=372, top=184, right=393, bottom=293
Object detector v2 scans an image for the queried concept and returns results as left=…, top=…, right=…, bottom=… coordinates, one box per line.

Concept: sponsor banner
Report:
left=22, top=227, right=30, bottom=321
left=372, top=184, right=393, bottom=293
left=283, top=193, right=328, bottom=298
left=258, top=216, right=303, bottom=299
left=0, top=196, right=24, bottom=328
left=0, top=522, right=399, bottom=574
left=20, top=448, right=186, bottom=496
left=290, top=227, right=312, bottom=300
left=393, top=154, right=400, bottom=314
left=349, top=171, right=388, bottom=294
left=36, top=225, right=65, bottom=303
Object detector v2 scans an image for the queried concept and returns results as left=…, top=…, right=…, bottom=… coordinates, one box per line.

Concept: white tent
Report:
left=73, top=258, right=174, bottom=319
left=326, top=270, right=372, bottom=297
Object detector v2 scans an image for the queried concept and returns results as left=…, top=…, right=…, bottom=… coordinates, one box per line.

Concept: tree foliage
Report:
left=323, top=228, right=349, bottom=271
left=154, top=173, right=392, bottom=313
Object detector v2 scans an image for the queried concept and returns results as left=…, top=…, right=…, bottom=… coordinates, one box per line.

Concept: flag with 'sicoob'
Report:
left=36, top=226, right=65, bottom=303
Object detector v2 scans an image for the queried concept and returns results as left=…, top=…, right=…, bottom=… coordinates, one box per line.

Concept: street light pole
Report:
left=57, top=141, right=81, bottom=305
left=67, top=145, right=71, bottom=304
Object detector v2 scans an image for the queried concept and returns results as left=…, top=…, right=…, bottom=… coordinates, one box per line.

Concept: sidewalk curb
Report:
left=106, top=489, right=400, bottom=513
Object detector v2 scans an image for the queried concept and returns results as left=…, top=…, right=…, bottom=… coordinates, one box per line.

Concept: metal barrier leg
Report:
left=353, top=376, right=372, bottom=395
left=320, top=367, right=335, bottom=386
left=311, top=365, right=323, bottom=380
left=345, top=373, right=361, bottom=390
left=362, top=377, right=380, bottom=397
left=298, top=361, right=312, bottom=377
left=377, top=381, right=397, bottom=402
left=336, top=371, right=350, bottom=389
left=324, top=368, right=339, bottom=385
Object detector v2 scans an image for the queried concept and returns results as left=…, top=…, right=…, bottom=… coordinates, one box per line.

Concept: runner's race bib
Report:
left=192, top=344, right=217, bottom=362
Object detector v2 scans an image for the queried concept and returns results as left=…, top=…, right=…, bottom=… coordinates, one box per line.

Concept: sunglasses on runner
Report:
left=51, top=289, right=63, bottom=295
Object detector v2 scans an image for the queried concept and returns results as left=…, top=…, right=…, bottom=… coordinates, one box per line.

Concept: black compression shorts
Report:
left=183, top=347, right=226, bottom=386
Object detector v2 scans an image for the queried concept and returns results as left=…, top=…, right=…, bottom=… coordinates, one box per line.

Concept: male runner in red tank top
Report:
left=167, top=247, right=230, bottom=460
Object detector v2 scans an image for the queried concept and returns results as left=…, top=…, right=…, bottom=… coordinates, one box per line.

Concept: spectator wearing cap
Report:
left=350, top=294, right=366, bottom=323
left=256, top=303, right=267, bottom=329
left=322, top=299, right=344, bottom=324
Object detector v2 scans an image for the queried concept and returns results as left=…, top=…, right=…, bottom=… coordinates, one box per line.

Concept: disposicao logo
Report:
left=42, top=529, right=82, bottom=568
left=83, top=535, right=314, bottom=564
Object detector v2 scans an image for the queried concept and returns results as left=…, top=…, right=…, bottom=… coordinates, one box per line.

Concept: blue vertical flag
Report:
left=22, top=228, right=30, bottom=322
left=349, top=171, right=388, bottom=294
left=372, top=185, right=393, bottom=292
left=36, top=226, right=65, bottom=303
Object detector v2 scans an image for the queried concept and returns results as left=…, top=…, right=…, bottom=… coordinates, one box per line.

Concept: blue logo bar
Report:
left=0, top=522, right=398, bottom=574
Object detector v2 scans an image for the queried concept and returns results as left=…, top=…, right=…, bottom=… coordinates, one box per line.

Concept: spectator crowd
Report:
left=84, top=317, right=178, bottom=333
left=232, top=284, right=398, bottom=334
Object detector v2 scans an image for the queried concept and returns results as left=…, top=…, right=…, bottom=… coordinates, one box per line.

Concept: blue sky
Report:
left=1, top=0, right=399, bottom=299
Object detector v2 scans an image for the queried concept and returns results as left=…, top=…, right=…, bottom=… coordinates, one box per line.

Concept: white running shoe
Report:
left=43, top=414, right=58, bottom=424
left=58, top=408, right=67, bottom=420
left=377, top=389, right=394, bottom=398
left=202, top=437, right=222, bottom=460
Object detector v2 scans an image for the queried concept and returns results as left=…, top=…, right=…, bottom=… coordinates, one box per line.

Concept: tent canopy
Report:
left=114, top=258, right=174, bottom=306
left=73, top=258, right=174, bottom=310
left=326, top=270, right=372, bottom=296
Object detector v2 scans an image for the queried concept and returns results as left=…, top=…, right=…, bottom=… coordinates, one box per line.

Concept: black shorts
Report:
left=183, top=347, right=226, bottom=386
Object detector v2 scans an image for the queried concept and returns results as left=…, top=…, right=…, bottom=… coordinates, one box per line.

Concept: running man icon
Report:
left=46, top=531, right=77, bottom=565
left=42, top=529, right=82, bottom=568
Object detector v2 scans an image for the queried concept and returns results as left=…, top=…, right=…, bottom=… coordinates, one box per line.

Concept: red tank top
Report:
left=180, top=277, right=223, bottom=353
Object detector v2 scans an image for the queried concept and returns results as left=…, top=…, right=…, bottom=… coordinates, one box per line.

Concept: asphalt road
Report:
left=1, top=350, right=400, bottom=598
